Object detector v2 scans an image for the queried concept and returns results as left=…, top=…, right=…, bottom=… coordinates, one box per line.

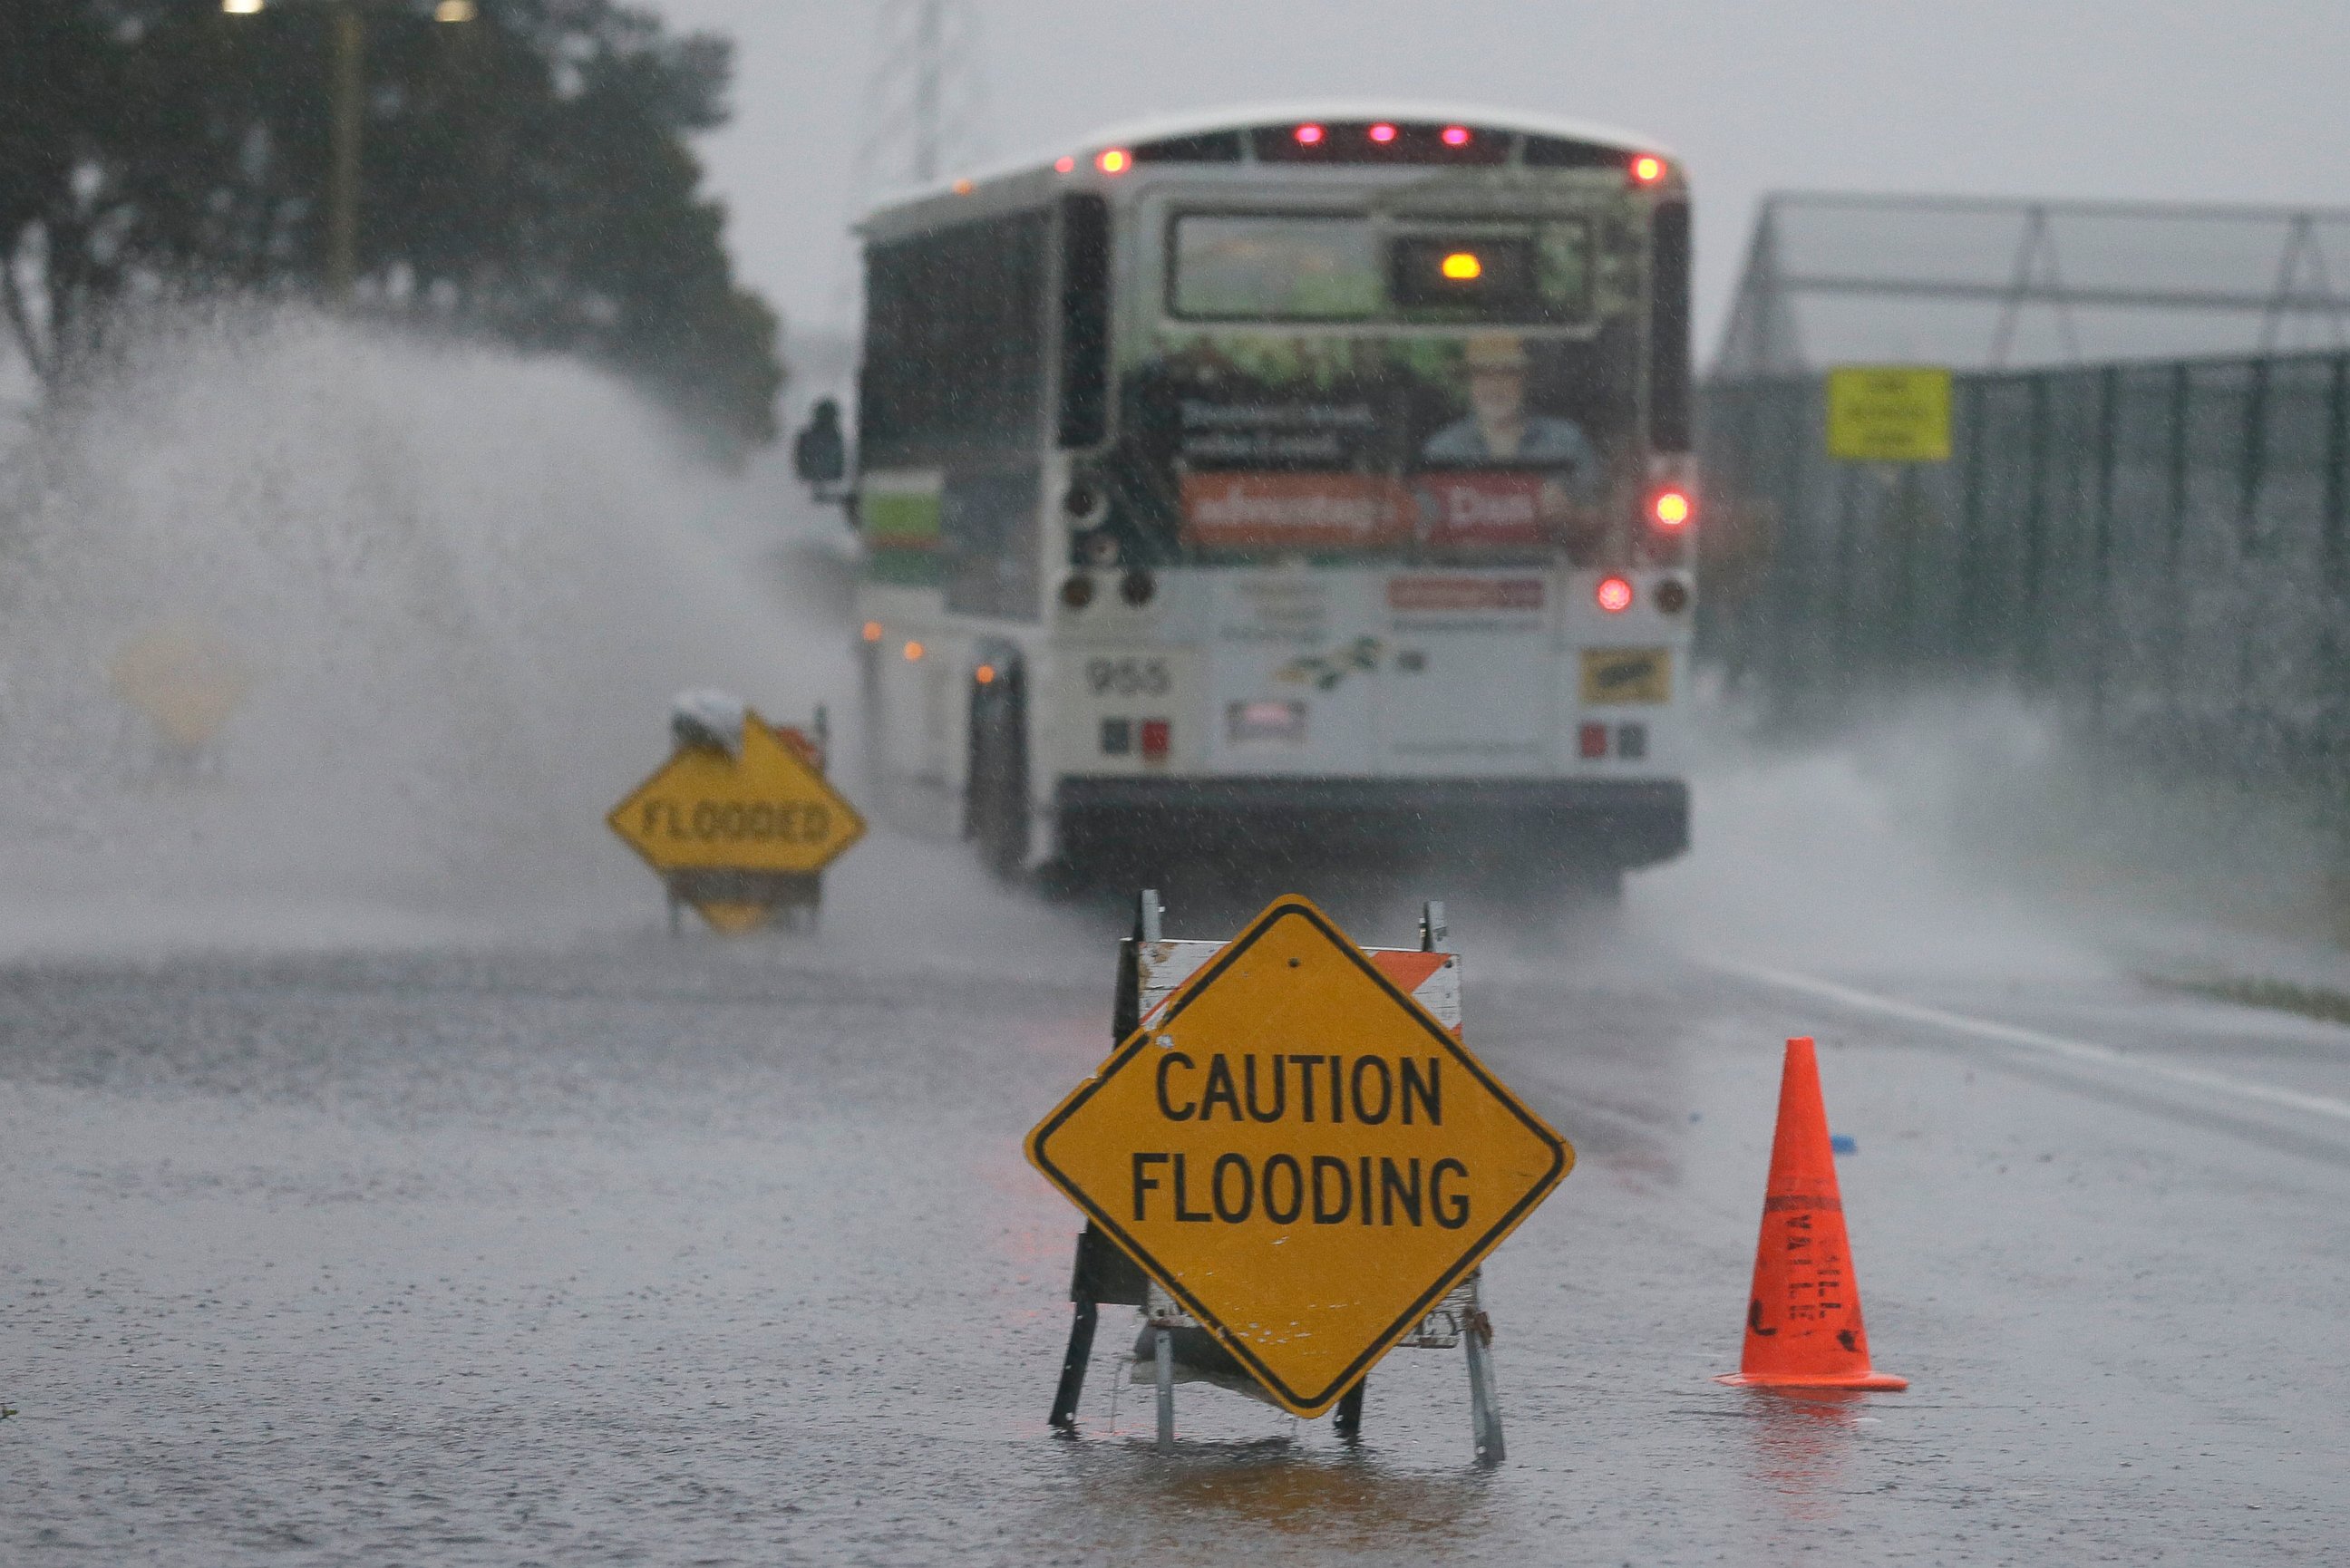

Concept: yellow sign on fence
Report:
left=1025, top=895, right=1572, bottom=1418
left=1826, top=365, right=1953, bottom=462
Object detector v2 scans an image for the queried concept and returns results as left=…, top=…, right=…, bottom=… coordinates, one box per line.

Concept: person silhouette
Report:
left=1421, top=334, right=1599, bottom=499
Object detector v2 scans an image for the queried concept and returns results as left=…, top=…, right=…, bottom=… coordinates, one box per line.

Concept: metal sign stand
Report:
left=1046, top=890, right=1508, bottom=1464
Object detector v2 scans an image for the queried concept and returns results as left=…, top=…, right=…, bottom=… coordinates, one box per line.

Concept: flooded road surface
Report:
left=5, top=905, right=2345, bottom=1563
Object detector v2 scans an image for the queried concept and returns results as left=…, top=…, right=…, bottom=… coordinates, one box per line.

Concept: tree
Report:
left=0, top=4, right=116, bottom=385
left=0, top=0, right=781, bottom=460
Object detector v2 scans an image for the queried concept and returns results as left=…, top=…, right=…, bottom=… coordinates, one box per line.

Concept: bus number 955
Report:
left=1087, top=657, right=1171, bottom=698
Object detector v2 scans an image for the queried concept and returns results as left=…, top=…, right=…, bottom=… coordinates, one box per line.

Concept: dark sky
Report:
left=648, top=1, right=2347, bottom=358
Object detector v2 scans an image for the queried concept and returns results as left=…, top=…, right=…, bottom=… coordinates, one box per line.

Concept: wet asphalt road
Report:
left=4, top=895, right=2346, bottom=1564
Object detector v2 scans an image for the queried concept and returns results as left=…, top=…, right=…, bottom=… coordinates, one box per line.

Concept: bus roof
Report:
left=859, top=100, right=1678, bottom=222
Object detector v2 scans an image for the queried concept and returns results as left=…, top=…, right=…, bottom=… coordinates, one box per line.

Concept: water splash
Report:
left=0, top=312, right=845, bottom=953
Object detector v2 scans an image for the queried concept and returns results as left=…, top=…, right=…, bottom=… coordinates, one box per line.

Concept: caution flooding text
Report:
left=1131, top=1051, right=1468, bottom=1229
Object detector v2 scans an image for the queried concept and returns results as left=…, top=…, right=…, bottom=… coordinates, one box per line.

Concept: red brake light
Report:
left=1597, top=576, right=1635, bottom=614
left=1368, top=122, right=1397, bottom=144
left=1442, top=125, right=1471, bottom=147
left=1651, top=488, right=1693, bottom=529
left=1054, top=156, right=1075, bottom=174
left=1295, top=123, right=1325, bottom=146
left=1095, top=148, right=1131, bottom=174
left=1631, top=154, right=1665, bottom=185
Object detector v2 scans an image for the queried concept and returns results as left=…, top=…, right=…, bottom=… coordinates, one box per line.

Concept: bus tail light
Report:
left=1294, top=123, right=1325, bottom=146
left=1649, top=486, right=1694, bottom=530
left=1631, top=154, right=1665, bottom=185
left=1596, top=576, right=1635, bottom=614
left=1095, top=149, right=1131, bottom=175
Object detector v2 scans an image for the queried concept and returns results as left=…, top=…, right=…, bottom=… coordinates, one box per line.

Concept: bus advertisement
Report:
left=805, top=106, right=1695, bottom=902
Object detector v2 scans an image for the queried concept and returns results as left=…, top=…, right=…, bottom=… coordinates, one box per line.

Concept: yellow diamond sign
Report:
left=1025, top=895, right=1572, bottom=1417
left=607, top=712, right=866, bottom=879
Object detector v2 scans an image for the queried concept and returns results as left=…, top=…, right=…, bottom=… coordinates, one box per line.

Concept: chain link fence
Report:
left=1699, top=351, right=2350, bottom=774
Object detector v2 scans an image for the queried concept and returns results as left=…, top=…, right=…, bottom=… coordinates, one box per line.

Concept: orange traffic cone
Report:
left=1717, top=1037, right=1907, bottom=1390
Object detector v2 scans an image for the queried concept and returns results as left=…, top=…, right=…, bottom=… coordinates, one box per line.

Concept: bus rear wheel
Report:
left=964, top=658, right=1029, bottom=880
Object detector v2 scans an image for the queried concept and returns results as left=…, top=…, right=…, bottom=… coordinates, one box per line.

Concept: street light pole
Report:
left=224, top=0, right=474, bottom=303
left=326, top=4, right=363, bottom=302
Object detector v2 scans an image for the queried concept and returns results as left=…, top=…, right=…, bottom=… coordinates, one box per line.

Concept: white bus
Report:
left=806, top=104, right=1695, bottom=899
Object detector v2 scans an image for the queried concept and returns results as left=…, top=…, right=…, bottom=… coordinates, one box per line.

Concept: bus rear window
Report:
left=1170, top=216, right=1380, bottom=321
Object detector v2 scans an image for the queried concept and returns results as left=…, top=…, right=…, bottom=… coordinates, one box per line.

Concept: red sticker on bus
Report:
left=1411, top=472, right=1551, bottom=547
left=1181, top=473, right=1412, bottom=549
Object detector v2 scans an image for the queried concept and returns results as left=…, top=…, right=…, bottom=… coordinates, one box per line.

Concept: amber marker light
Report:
left=975, top=663, right=997, bottom=686
left=861, top=620, right=883, bottom=643
left=1597, top=576, right=1635, bottom=614
left=1095, top=149, right=1131, bottom=174
left=903, top=640, right=925, bottom=662
left=1631, top=154, right=1665, bottom=184
left=1441, top=251, right=1483, bottom=281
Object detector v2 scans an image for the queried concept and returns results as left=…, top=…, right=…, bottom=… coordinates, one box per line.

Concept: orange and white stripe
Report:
left=1135, top=939, right=1461, bottom=1037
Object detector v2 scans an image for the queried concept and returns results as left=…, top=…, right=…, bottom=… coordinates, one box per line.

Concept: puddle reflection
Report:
left=1735, top=1388, right=1879, bottom=1522
left=1054, top=1440, right=1496, bottom=1546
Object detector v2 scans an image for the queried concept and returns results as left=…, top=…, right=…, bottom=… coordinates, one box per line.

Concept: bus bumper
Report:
left=1050, top=775, right=1689, bottom=878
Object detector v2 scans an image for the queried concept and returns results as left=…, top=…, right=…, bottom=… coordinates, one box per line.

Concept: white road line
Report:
left=1714, top=959, right=2350, bottom=1128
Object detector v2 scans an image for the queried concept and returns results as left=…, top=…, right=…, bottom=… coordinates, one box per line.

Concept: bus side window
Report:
left=1648, top=201, right=1693, bottom=453
left=1058, top=195, right=1112, bottom=449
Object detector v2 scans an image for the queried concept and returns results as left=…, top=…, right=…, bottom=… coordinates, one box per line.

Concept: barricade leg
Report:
left=1153, top=1327, right=1176, bottom=1453
left=1334, top=1378, right=1366, bottom=1443
left=1048, top=1297, right=1098, bottom=1434
left=1463, top=1282, right=1504, bottom=1464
